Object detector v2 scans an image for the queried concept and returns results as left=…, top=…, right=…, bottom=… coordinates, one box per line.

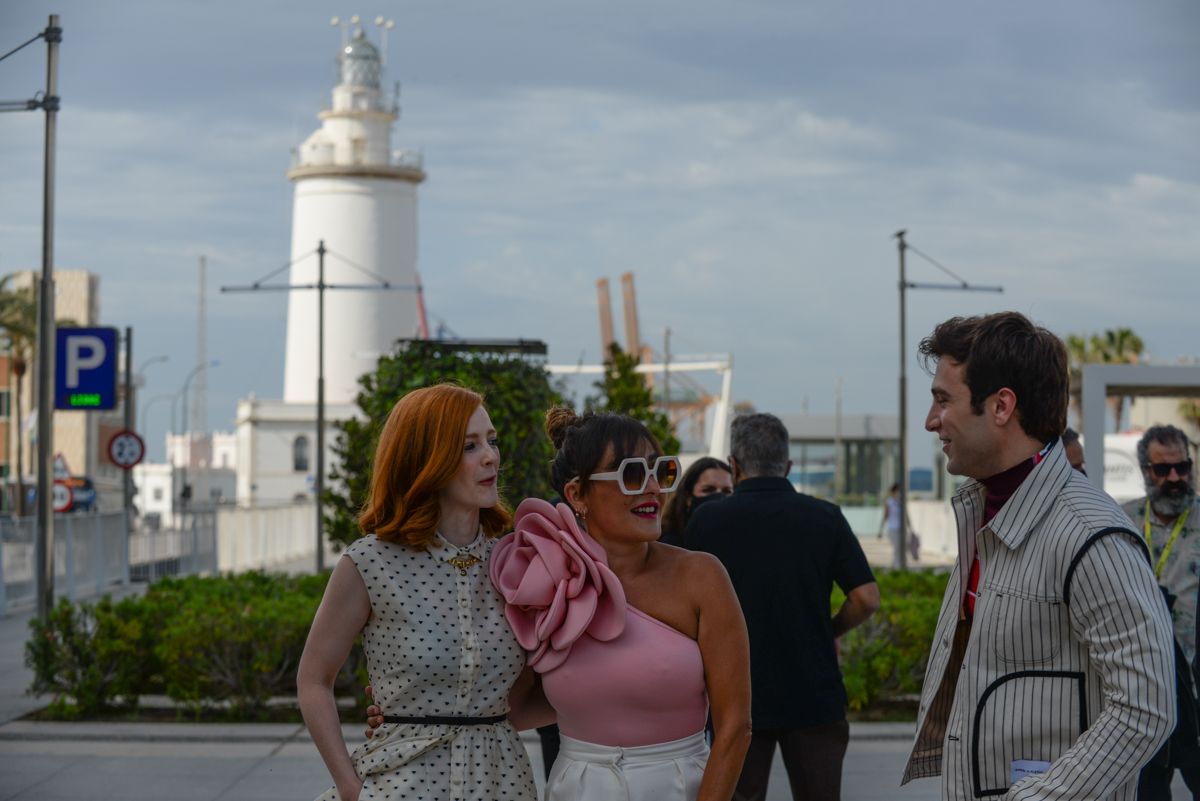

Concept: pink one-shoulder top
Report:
left=542, top=603, right=708, bottom=747
left=490, top=498, right=708, bottom=747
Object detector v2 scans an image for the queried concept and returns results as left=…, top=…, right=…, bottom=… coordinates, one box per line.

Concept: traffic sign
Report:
left=52, top=480, right=73, bottom=513
left=55, top=327, right=119, bottom=410
left=108, top=430, right=145, bottom=469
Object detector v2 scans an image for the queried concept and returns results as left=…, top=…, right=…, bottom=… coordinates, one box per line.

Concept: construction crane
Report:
left=586, top=272, right=729, bottom=453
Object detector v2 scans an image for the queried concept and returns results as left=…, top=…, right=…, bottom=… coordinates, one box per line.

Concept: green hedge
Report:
left=25, top=571, right=367, bottom=720
left=836, top=568, right=949, bottom=712
left=27, top=567, right=950, bottom=720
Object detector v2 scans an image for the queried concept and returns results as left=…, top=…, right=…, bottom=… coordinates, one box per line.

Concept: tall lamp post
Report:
left=895, top=231, right=1003, bottom=570
left=2, top=15, right=64, bottom=622
left=221, top=241, right=418, bottom=573
left=176, top=360, right=217, bottom=525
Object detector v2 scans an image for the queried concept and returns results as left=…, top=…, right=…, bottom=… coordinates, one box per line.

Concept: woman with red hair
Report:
left=298, top=383, right=540, bottom=801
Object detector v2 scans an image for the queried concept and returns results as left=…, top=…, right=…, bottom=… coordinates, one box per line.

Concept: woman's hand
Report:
left=363, top=685, right=384, bottom=739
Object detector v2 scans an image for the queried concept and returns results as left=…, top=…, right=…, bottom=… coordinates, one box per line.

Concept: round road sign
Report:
left=108, top=430, right=146, bottom=469
left=53, top=480, right=73, bottom=513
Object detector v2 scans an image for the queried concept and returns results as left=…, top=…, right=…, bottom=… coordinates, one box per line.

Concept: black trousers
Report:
left=733, top=720, right=850, bottom=801
left=1137, top=750, right=1200, bottom=800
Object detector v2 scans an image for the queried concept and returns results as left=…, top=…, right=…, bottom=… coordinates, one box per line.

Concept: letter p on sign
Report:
left=66, top=336, right=106, bottom=386
left=55, top=327, right=119, bottom=410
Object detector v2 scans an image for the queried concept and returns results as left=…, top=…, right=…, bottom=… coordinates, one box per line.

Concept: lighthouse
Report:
left=235, top=22, right=424, bottom=508
left=282, top=23, right=425, bottom=405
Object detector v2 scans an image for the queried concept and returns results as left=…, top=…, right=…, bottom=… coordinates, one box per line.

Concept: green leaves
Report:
left=585, top=343, right=680, bottom=455
left=23, top=572, right=363, bottom=720
left=833, top=569, right=949, bottom=712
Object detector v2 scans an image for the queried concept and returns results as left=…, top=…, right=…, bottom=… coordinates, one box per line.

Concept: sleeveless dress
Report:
left=314, top=532, right=537, bottom=801
left=491, top=499, right=710, bottom=801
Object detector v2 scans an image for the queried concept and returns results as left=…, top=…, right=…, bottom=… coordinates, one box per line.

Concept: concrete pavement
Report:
left=4, top=551, right=1183, bottom=800
left=0, top=720, right=936, bottom=801
left=1, top=599, right=936, bottom=800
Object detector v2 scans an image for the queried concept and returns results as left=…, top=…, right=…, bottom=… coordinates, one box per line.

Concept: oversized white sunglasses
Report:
left=577, top=456, right=681, bottom=495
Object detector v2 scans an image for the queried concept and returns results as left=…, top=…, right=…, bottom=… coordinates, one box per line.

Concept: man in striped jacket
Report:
left=901, top=312, right=1175, bottom=800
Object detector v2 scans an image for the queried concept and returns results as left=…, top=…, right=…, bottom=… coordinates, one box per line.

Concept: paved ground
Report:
left=0, top=720, right=936, bottom=801
left=3, top=547, right=1185, bottom=800
left=0, top=595, right=935, bottom=800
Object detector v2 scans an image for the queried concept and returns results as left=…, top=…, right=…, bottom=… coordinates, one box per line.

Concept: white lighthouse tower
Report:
left=283, top=23, right=425, bottom=405
left=235, top=22, right=425, bottom=508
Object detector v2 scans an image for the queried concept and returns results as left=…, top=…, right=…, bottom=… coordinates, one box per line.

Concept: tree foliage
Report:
left=1065, top=327, right=1145, bottom=431
left=323, top=341, right=565, bottom=550
left=585, top=343, right=680, bottom=454
left=0, top=275, right=38, bottom=513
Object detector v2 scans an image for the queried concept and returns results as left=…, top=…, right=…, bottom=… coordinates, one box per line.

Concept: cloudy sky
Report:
left=1, top=0, right=1197, bottom=466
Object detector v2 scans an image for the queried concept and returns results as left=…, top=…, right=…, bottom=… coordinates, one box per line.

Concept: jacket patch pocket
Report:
left=972, top=670, right=1086, bottom=798
left=988, top=591, right=1064, bottom=666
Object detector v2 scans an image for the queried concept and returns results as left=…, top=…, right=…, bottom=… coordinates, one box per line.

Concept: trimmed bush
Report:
left=24, top=570, right=360, bottom=720
left=835, top=568, right=949, bottom=712
left=26, top=595, right=149, bottom=717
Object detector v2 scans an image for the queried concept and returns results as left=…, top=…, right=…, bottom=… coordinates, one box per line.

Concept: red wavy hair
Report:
left=358, top=384, right=512, bottom=548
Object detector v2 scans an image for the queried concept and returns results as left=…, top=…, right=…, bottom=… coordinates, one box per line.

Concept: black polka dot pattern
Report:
left=313, top=531, right=537, bottom=801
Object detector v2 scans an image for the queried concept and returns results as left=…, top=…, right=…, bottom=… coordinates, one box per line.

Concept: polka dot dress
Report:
left=314, top=531, right=537, bottom=801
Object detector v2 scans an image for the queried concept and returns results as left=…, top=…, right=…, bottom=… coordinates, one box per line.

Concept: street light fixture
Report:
left=176, top=360, right=218, bottom=523
left=894, top=231, right=1003, bottom=570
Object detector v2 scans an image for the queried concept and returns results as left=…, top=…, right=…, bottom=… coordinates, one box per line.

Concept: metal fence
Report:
left=0, top=511, right=216, bottom=616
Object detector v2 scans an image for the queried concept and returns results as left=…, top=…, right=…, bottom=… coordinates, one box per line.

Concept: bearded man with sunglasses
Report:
left=685, top=412, right=879, bottom=801
left=1123, top=424, right=1200, bottom=799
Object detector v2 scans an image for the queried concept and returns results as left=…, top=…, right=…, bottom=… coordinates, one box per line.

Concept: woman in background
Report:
left=659, top=457, right=734, bottom=546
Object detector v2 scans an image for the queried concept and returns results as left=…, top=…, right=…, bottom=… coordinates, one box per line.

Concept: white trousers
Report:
left=545, top=731, right=710, bottom=801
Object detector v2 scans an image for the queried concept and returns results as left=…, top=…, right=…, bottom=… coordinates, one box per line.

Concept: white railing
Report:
left=216, top=501, right=333, bottom=574
left=0, top=512, right=128, bottom=616
left=128, top=511, right=217, bottom=584
left=0, top=512, right=221, bottom=616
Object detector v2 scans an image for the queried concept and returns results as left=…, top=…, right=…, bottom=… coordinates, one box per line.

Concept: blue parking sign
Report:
left=55, top=327, right=119, bottom=410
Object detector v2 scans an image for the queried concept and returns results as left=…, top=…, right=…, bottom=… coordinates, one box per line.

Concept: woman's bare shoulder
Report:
left=652, top=542, right=728, bottom=581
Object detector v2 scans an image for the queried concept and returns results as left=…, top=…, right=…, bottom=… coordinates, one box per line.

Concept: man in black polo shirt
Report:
left=686, top=412, right=880, bottom=801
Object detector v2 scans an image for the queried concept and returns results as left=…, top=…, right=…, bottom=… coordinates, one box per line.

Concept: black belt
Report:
left=383, top=714, right=507, bottom=726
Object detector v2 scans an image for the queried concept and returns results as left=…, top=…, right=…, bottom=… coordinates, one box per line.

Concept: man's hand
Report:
left=363, top=684, right=384, bottom=739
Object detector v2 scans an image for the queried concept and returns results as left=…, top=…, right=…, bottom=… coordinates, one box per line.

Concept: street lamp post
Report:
left=894, top=231, right=1003, bottom=570
left=221, top=241, right=417, bottom=573
left=176, top=360, right=217, bottom=526
left=123, top=352, right=167, bottom=532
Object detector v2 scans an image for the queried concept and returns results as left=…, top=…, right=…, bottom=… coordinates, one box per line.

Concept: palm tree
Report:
left=0, top=275, right=37, bottom=514
left=1066, top=333, right=1091, bottom=428
left=1067, top=328, right=1145, bottom=433
left=1093, top=328, right=1145, bottom=431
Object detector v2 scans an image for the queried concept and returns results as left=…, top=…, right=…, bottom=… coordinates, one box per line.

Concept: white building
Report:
left=133, top=430, right=237, bottom=527
left=235, top=24, right=422, bottom=506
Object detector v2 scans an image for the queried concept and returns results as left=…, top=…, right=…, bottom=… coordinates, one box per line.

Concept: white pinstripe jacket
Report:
left=902, top=442, right=1176, bottom=800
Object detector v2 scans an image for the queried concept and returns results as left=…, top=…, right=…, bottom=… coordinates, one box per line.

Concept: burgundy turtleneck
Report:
left=981, top=456, right=1038, bottom=523
left=964, top=442, right=1054, bottom=619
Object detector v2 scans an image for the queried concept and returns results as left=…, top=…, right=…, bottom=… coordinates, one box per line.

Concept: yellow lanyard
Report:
left=1144, top=500, right=1192, bottom=580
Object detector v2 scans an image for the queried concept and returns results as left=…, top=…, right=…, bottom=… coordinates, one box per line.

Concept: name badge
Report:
left=1011, top=759, right=1051, bottom=784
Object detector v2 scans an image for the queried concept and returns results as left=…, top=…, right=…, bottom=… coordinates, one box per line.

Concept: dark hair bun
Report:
left=544, top=407, right=580, bottom=449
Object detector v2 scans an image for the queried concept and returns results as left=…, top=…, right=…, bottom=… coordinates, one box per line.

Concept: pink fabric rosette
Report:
left=489, top=498, right=626, bottom=673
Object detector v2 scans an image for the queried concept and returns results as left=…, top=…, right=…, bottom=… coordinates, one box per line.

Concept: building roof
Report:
left=776, top=413, right=899, bottom=441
